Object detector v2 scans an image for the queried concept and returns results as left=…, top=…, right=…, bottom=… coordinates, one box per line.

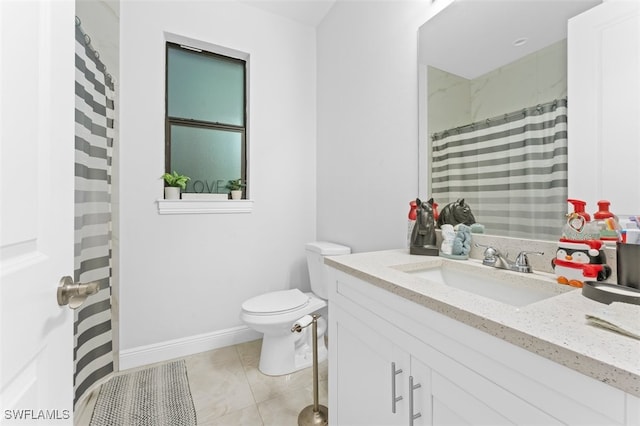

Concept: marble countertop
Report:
left=325, top=249, right=640, bottom=397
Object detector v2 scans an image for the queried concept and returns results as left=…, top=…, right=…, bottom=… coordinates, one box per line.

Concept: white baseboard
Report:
left=118, top=325, right=261, bottom=371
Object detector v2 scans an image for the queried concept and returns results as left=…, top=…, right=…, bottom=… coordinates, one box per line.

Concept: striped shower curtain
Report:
left=431, top=99, right=568, bottom=241
left=74, top=17, right=114, bottom=405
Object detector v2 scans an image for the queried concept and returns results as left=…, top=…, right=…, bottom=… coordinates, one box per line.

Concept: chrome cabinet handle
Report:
left=391, top=362, right=403, bottom=413
left=409, top=375, right=422, bottom=425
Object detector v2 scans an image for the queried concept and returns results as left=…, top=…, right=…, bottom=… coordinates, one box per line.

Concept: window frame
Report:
left=164, top=41, right=248, bottom=197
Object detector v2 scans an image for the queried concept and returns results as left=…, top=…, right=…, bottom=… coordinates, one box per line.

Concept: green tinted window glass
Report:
left=168, top=45, right=244, bottom=126
left=170, top=125, right=242, bottom=194
left=165, top=42, right=247, bottom=196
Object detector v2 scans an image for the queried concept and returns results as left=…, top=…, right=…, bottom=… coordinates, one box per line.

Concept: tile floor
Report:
left=76, top=339, right=328, bottom=425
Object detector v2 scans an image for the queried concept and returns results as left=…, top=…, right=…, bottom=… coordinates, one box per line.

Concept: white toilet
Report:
left=240, top=241, right=351, bottom=376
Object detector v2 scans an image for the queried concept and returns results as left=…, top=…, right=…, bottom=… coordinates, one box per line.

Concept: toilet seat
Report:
left=242, top=288, right=310, bottom=315
left=240, top=290, right=326, bottom=328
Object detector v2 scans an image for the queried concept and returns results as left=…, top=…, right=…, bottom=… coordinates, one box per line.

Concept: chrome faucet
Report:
left=475, top=244, right=543, bottom=273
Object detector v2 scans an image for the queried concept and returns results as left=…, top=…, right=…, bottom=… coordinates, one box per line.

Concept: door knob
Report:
left=57, top=276, right=100, bottom=309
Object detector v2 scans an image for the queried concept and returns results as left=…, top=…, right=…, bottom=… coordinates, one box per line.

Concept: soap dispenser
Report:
left=563, top=199, right=598, bottom=240
left=593, top=200, right=620, bottom=242
left=553, top=198, right=611, bottom=287
left=567, top=198, right=591, bottom=221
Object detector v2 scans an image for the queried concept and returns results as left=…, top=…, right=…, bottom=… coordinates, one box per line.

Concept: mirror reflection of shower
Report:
left=418, top=0, right=602, bottom=240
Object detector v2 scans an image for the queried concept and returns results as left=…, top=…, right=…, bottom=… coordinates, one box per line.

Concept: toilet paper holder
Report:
left=291, top=314, right=314, bottom=333
left=291, top=314, right=328, bottom=425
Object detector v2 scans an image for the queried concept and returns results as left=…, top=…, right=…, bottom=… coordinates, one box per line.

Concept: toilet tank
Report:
left=305, top=242, right=351, bottom=299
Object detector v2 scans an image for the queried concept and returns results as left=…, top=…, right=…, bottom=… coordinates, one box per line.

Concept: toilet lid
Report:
left=242, top=289, right=310, bottom=314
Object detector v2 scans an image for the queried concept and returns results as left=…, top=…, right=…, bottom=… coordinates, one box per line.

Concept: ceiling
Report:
left=238, top=0, right=337, bottom=27
left=171, top=1, right=601, bottom=76
left=418, top=0, right=601, bottom=80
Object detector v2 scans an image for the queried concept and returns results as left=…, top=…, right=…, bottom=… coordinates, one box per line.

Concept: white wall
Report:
left=119, top=1, right=317, bottom=361
left=428, top=40, right=566, bottom=134
left=75, top=0, right=119, bottom=81
left=427, top=66, right=471, bottom=134
left=471, top=40, right=567, bottom=121
left=316, top=0, right=432, bottom=252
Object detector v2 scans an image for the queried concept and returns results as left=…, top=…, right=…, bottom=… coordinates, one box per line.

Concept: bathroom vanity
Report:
left=326, top=250, right=640, bottom=425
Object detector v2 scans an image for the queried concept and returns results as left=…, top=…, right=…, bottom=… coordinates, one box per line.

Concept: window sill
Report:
left=157, top=199, right=254, bottom=215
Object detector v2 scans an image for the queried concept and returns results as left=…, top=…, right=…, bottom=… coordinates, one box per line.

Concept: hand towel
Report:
left=585, top=302, right=640, bottom=340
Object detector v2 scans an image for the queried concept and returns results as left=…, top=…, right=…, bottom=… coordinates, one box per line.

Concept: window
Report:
left=165, top=42, right=247, bottom=197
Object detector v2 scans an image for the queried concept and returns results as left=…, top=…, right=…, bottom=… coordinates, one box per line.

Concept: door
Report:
left=568, top=0, right=640, bottom=216
left=1, top=1, right=75, bottom=422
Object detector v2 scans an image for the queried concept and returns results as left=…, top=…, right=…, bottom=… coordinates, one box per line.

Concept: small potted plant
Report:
left=226, top=178, right=246, bottom=200
left=162, top=171, right=190, bottom=199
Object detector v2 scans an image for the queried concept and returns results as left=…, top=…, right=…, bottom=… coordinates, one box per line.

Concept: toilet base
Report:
left=258, top=317, right=327, bottom=376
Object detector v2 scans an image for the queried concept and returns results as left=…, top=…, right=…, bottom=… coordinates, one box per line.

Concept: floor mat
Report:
left=90, top=360, right=197, bottom=426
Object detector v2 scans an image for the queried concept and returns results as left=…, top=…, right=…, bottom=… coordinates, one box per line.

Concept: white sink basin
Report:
left=403, top=262, right=569, bottom=307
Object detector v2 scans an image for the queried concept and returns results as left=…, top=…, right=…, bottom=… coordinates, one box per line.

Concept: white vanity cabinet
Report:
left=328, top=267, right=636, bottom=425
left=331, top=297, right=556, bottom=425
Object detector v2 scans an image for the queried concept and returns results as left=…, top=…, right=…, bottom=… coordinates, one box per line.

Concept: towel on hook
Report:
left=585, top=302, right=640, bottom=340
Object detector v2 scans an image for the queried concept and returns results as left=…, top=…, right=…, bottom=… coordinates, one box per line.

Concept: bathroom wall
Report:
left=119, top=1, right=317, bottom=367
left=471, top=39, right=566, bottom=121
left=428, top=40, right=567, bottom=134
left=316, top=1, right=432, bottom=252
left=76, top=0, right=119, bottom=79
left=427, top=66, right=471, bottom=135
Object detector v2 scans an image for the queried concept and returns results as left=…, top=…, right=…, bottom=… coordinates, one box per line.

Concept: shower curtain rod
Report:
left=75, top=16, right=115, bottom=90
left=431, top=97, right=567, bottom=141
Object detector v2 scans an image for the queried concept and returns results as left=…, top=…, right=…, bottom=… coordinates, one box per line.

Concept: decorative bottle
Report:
left=407, top=200, right=417, bottom=248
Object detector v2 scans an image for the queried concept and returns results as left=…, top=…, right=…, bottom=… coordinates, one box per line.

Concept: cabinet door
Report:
left=430, top=362, right=561, bottom=425
left=432, top=371, right=512, bottom=425
left=408, top=356, right=432, bottom=426
left=332, top=305, right=409, bottom=426
left=408, top=346, right=557, bottom=426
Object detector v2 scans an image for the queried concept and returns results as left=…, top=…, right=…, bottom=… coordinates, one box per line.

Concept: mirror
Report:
left=418, top=0, right=601, bottom=240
